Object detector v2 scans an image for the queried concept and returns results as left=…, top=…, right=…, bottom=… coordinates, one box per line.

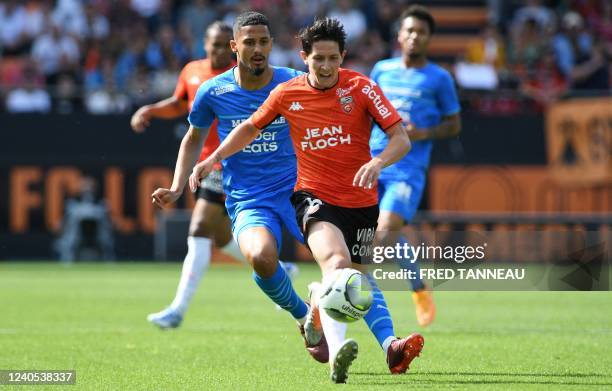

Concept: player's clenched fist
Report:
left=130, top=106, right=152, bottom=133
left=353, top=157, right=384, bottom=190
left=151, top=188, right=182, bottom=209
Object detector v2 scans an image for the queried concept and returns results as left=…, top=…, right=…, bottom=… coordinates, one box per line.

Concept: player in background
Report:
left=131, top=21, right=297, bottom=329
left=151, top=12, right=328, bottom=363
left=370, top=5, right=461, bottom=327
left=191, top=18, right=424, bottom=384
left=131, top=22, right=234, bottom=329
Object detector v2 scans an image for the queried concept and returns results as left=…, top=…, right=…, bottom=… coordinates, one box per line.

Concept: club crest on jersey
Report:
left=339, top=96, right=354, bottom=113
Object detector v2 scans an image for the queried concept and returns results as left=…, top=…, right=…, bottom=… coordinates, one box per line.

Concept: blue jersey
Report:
left=369, top=58, right=460, bottom=177
left=188, top=66, right=301, bottom=213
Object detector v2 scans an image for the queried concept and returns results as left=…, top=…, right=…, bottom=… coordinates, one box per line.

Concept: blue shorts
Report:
left=228, top=195, right=304, bottom=253
left=378, top=169, right=426, bottom=222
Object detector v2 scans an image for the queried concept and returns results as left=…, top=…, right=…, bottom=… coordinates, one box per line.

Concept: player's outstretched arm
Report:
left=407, top=113, right=461, bottom=141
left=152, top=125, right=210, bottom=209
left=189, top=119, right=261, bottom=192
left=131, top=96, right=189, bottom=133
left=353, top=122, right=411, bottom=189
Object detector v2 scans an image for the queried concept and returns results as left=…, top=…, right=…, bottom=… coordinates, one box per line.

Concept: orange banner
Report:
left=546, top=97, right=612, bottom=186
left=429, top=165, right=612, bottom=212
left=4, top=166, right=194, bottom=235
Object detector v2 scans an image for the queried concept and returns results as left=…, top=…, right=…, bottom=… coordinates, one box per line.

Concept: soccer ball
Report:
left=318, top=268, right=373, bottom=323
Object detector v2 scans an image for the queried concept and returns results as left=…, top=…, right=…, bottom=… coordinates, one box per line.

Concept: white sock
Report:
left=220, top=238, right=248, bottom=263
left=169, top=236, right=212, bottom=314
left=320, top=304, right=348, bottom=362
left=382, top=336, right=395, bottom=355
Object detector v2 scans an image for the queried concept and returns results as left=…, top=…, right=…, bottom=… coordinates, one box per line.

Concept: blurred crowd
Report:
left=0, top=0, right=610, bottom=114
left=464, top=0, right=611, bottom=112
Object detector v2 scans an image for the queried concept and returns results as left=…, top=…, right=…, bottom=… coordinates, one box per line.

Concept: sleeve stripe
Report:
left=380, top=118, right=402, bottom=132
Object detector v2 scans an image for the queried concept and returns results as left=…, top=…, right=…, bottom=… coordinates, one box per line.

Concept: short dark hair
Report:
left=206, top=21, right=233, bottom=38
left=298, top=17, right=346, bottom=55
left=400, top=5, right=435, bottom=34
left=233, top=11, right=270, bottom=37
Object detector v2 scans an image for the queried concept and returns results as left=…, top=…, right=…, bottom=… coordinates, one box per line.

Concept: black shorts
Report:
left=195, top=167, right=225, bottom=206
left=291, top=190, right=379, bottom=264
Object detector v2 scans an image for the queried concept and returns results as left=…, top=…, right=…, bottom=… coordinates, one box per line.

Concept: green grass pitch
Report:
left=1, top=262, right=611, bottom=390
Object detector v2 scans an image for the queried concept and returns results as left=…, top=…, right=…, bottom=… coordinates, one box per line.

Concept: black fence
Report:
left=1, top=111, right=547, bottom=260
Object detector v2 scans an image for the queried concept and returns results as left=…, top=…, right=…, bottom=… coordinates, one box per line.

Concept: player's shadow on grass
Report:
left=352, top=371, right=607, bottom=378
left=354, top=379, right=612, bottom=387
left=424, top=371, right=607, bottom=378
left=350, top=371, right=612, bottom=387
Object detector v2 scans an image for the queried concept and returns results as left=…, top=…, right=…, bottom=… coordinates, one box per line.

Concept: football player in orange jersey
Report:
left=191, top=18, right=424, bottom=384
left=130, top=22, right=241, bottom=329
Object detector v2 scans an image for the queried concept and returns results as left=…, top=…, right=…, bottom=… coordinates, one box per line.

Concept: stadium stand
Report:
left=0, top=0, right=609, bottom=114
left=1, top=0, right=610, bottom=260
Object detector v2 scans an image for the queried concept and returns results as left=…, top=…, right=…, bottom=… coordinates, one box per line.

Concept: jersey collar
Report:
left=305, top=69, right=343, bottom=93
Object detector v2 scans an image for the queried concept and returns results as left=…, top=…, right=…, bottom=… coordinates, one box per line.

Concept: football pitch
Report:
left=1, top=262, right=611, bottom=390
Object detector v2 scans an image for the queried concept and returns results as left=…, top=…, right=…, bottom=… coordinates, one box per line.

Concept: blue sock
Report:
left=253, top=263, right=308, bottom=320
left=396, top=235, right=426, bottom=291
left=278, top=260, right=298, bottom=280
left=364, top=274, right=395, bottom=348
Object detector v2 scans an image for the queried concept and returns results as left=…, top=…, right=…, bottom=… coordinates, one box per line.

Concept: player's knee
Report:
left=323, top=254, right=351, bottom=274
left=244, top=243, right=277, bottom=277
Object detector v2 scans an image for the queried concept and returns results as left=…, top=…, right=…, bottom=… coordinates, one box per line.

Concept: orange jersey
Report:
left=174, top=59, right=234, bottom=162
left=251, top=68, right=402, bottom=208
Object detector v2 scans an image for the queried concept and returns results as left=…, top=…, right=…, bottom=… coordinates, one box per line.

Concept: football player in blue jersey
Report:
left=369, top=5, right=461, bottom=327
left=151, top=11, right=328, bottom=362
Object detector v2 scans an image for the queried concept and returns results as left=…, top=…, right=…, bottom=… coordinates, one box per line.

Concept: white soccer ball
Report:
left=318, top=268, right=373, bottom=323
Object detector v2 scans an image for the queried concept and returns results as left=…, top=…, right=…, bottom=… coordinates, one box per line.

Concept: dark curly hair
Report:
left=400, top=5, right=436, bottom=34
left=298, top=18, right=346, bottom=55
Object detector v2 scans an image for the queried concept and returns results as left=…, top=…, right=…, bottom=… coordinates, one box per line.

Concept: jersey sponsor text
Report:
left=300, top=125, right=351, bottom=151
left=361, top=83, right=392, bottom=119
